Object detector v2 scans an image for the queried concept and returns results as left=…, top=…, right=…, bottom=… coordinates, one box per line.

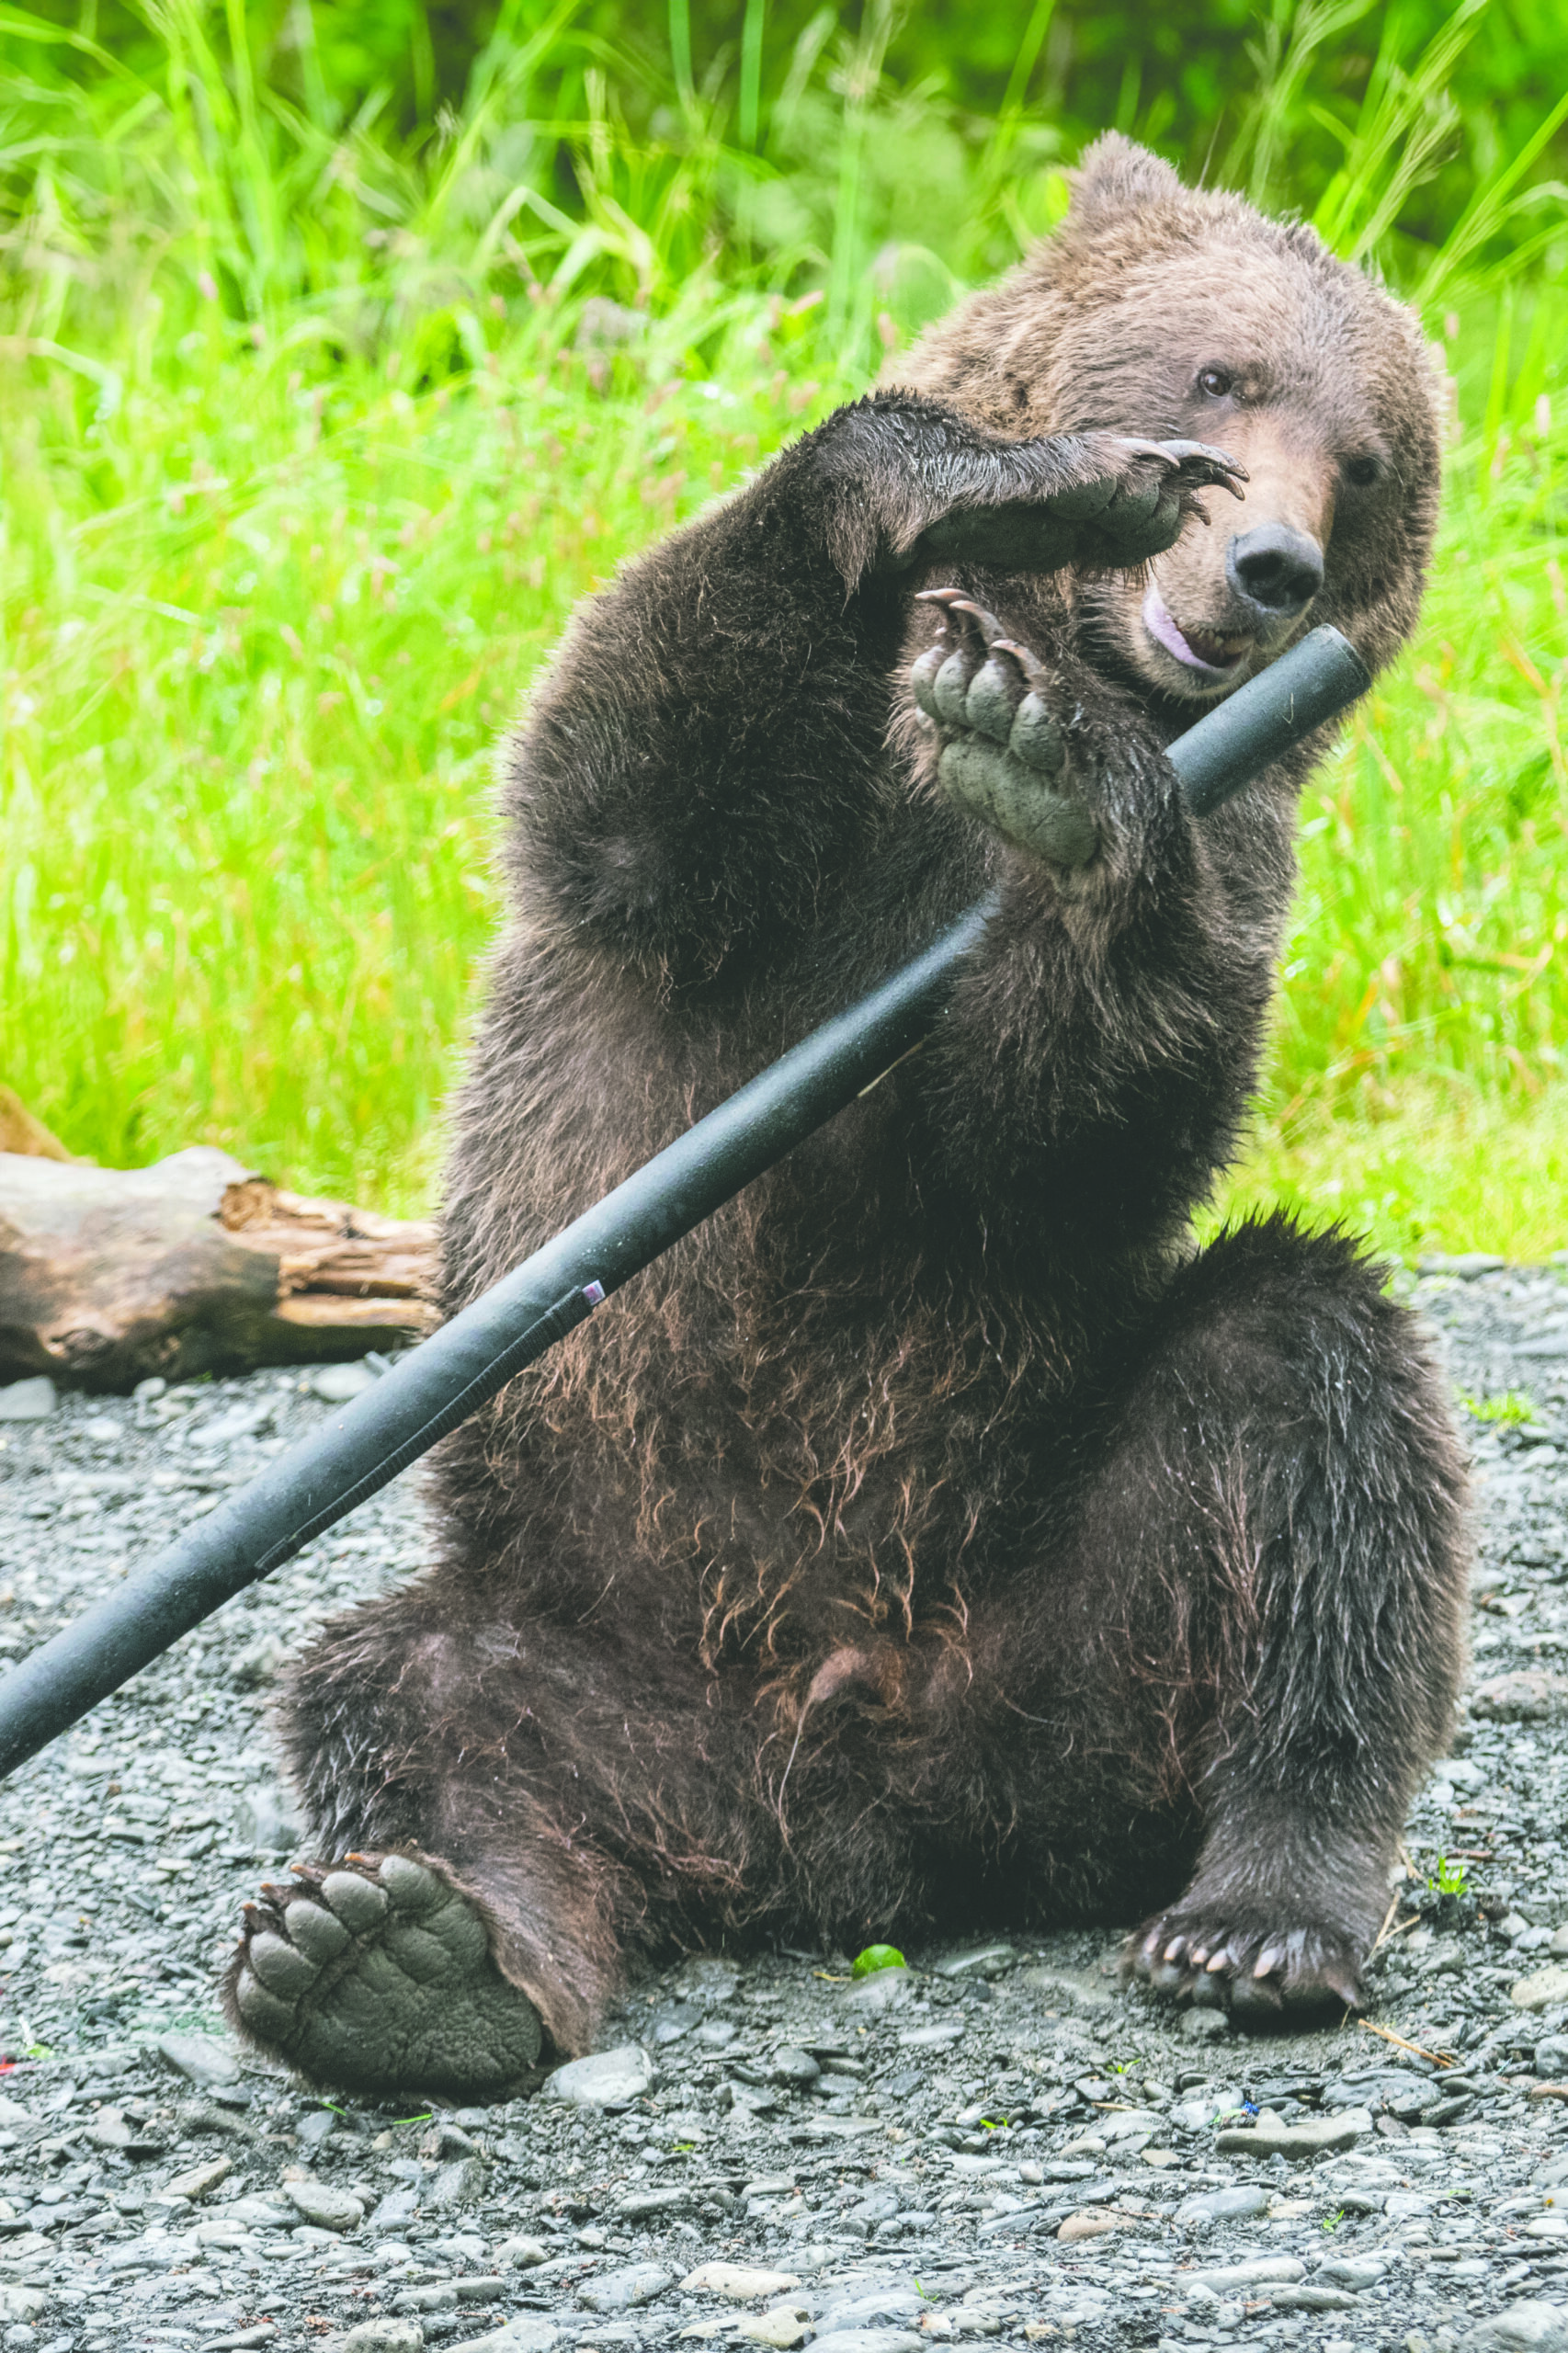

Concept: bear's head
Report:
left=892, top=133, right=1445, bottom=700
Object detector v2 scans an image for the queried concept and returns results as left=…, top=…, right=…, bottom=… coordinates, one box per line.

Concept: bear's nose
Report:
left=1225, top=524, right=1324, bottom=619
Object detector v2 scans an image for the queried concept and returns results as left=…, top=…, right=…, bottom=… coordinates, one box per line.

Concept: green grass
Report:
left=1, top=301, right=834, bottom=1205
left=3, top=2, right=1568, bottom=1252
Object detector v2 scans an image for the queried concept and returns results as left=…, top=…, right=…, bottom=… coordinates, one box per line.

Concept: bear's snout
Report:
left=1225, top=523, right=1325, bottom=620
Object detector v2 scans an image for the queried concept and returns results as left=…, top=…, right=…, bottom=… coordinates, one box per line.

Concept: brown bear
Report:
left=226, top=134, right=1468, bottom=2097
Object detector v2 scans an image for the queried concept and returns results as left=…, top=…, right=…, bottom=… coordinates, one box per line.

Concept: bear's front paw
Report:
left=910, top=590, right=1100, bottom=869
left=1056, top=435, right=1247, bottom=570
left=1125, top=1903, right=1367, bottom=2026
left=915, top=436, right=1245, bottom=577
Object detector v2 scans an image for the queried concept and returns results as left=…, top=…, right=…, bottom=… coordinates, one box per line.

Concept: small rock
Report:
left=0, top=1376, right=56, bottom=1421
left=157, top=2030, right=242, bottom=2087
left=230, top=1633, right=288, bottom=1690
left=619, top=2186, right=691, bottom=2221
left=164, top=2155, right=233, bottom=2200
left=340, top=2325, right=426, bottom=2352
left=446, top=2324, right=561, bottom=2353
left=1473, top=1674, right=1568, bottom=1723
left=739, top=2309, right=812, bottom=2350
left=283, top=2179, right=364, bottom=2232
left=819, top=2293, right=924, bottom=2332
left=425, top=2156, right=486, bottom=2211
left=1319, top=2257, right=1389, bottom=2289
left=541, top=2043, right=655, bottom=2107
left=1059, top=2211, right=1122, bottom=2243
left=81, top=1411, right=123, bottom=1440
left=233, top=1784, right=305, bottom=1854
left=1016, top=1965, right=1111, bottom=2008
left=577, top=2263, right=673, bottom=2312
left=1467, top=2305, right=1568, bottom=2353
left=0, top=2288, right=48, bottom=2323
left=1180, top=2008, right=1230, bottom=2044
left=844, top=1965, right=915, bottom=2012
left=1175, top=2184, right=1273, bottom=2227
left=681, top=2265, right=803, bottom=2299
left=770, top=2046, right=822, bottom=2086
left=1551, top=1926, right=1568, bottom=1959
left=671, top=1955, right=741, bottom=2003
left=1186, top=2260, right=1306, bottom=2293
left=648, top=2001, right=701, bottom=2044
left=807, top=2336, right=923, bottom=2353
left=1216, top=2106, right=1372, bottom=2158
left=369, top=2188, right=422, bottom=2232
left=496, top=2234, right=550, bottom=2268
left=1420, top=1252, right=1506, bottom=1277
left=936, top=1944, right=1018, bottom=1976
left=312, top=1360, right=380, bottom=1403
left=1515, top=1967, right=1568, bottom=2012
left=1271, top=2286, right=1358, bottom=2312
left=226, top=2195, right=297, bottom=2229
left=191, top=1399, right=275, bottom=1447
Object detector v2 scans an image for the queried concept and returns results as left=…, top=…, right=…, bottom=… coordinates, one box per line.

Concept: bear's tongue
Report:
left=1142, top=586, right=1250, bottom=677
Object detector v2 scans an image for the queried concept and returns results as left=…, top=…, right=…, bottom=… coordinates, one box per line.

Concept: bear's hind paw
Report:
left=226, top=1848, right=542, bottom=2098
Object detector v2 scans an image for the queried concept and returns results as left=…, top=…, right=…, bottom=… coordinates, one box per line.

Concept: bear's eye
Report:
left=1345, top=454, right=1382, bottom=487
left=1196, top=367, right=1234, bottom=399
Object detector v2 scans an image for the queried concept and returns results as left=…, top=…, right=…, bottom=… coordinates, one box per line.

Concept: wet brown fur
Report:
left=270, top=136, right=1468, bottom=2054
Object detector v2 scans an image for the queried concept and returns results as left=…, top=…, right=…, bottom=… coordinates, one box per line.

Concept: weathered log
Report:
left=0, top=1147, right=437, bottom=1390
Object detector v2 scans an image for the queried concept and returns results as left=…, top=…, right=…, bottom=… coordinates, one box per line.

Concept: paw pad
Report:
left=911, top=593, right=1094, bottom=869
left=229, top=1849, right=543, bottom=2097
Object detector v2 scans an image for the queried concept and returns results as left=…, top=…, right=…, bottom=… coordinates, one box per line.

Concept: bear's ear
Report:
left=1068, top=133, right=1184, bottom=222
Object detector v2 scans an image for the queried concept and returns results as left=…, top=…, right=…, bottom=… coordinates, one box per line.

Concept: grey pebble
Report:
left=0, top=1374, right=55, bottom=1419
left=1174, top=2184, right=1274, bottom=2227
left=807, top=2335, right=926, bottom=2353
left=575, top=2262, right=672, bottom=2312
left=336, top=2321, right=427, bottom=2353
left=1467, top=2307, right=1568, bottom=2352
left=541, top=2044, right=655, bottom=2108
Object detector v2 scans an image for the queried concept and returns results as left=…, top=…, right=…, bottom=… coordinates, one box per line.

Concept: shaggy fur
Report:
left=258, top=136, right=1467, bottom=2063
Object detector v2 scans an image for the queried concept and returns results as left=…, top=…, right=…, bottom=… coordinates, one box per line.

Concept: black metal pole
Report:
left=0, top=623, right=1369, bottom=1781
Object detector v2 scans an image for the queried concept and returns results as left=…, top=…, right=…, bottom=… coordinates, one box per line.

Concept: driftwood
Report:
left=0, top=1146, right=437, bottom=1390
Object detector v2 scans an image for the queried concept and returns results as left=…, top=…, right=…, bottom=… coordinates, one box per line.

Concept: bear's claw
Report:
left=1125, top=1909, right=1367, bottom=2024
left=226, top=1849, right=542, bottom=2098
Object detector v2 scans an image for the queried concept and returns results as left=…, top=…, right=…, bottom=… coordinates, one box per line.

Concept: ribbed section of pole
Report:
left=0, top=898, right=994, bottom=1781
left=0, top=623, right=1370, bottom=1782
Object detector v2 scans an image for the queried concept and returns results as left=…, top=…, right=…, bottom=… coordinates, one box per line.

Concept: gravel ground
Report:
left=4, top=1258, right=1568, bottom=2353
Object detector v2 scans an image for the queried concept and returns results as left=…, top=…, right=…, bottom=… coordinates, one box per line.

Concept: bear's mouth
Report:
left=1141, top=586, right=1252, bottom=681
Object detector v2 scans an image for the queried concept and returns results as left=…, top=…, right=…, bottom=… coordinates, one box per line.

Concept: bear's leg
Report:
left=223, top=1605, right=671, bottom=2097
left=1098, top=1220, right=1469, bottom=2021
